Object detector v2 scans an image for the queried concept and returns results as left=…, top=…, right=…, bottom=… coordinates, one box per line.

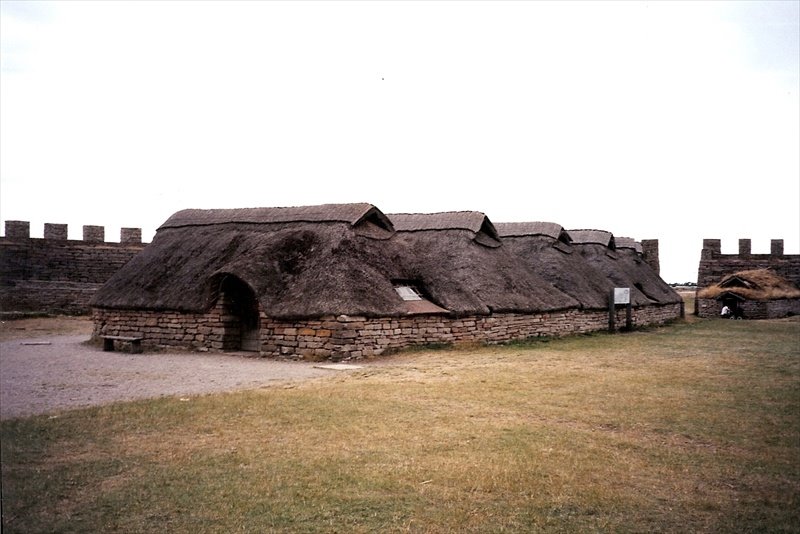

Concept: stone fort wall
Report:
left=697, top=238, right=800, bottom=288
left=0, top=221, right=147, bottom=315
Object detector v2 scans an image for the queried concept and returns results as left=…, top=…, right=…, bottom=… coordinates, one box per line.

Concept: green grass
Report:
left=2, top=317, right=799, bottom=533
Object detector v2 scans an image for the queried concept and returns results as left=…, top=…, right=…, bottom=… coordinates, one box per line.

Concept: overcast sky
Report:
left=1, top=0, right=798, bottom=283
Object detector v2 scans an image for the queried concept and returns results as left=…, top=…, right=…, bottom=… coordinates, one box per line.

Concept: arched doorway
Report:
left=720, top=292, right=746, bottom=320
left=217, top=275, right=260, bottom=352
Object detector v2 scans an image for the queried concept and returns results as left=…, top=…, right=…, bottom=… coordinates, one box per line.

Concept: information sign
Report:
left=614, top=287, right=630, bottom=305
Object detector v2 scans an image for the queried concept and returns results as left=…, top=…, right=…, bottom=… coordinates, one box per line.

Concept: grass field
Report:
left=2, top=316, right=799, bottom=533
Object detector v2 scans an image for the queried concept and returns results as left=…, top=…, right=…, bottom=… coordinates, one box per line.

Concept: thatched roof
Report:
left=388, top=213, right=579, bottom=315
left=92, top=204, right=412, bottom=318
left=697, top=269, right=800, bottom=300
left=93, top=203, right=678, bottom=318
left=569, top=236, right=682, bottom=306
left=161, top=203, right=391, bottom=229
left=612, top=246, right=682, bottom=304
left=569, top=229, right=616, bottom=249
left=615, top=237, right=643, bottom=254
left=499, top=228, right=618, bottom=309
left=93, top=204, right=580, bottom=318
left=389, top=211, right=501, bottom=248
left=495, top=222, right=572, bottom=243
left=160, top=203, right=395, bottom=239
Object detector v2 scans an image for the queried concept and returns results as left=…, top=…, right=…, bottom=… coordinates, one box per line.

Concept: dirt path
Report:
left=0, top=318, right=355, bottom=420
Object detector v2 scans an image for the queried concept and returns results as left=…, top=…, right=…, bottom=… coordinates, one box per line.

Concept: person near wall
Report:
left=721, top=304, right=732, bottom=318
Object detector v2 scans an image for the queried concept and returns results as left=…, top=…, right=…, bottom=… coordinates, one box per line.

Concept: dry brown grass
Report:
left=2, top=316, right=799, bottom=533
left=0, top=316, right=92, bottom=341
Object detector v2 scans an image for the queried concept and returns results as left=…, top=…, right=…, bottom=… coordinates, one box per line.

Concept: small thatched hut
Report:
left=696, top=268, right=800, bottom=319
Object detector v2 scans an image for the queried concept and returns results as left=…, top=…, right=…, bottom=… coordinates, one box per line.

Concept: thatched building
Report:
left=92, top=204, right=683, bottom=360
left=696, top=268, right=800, bottom=319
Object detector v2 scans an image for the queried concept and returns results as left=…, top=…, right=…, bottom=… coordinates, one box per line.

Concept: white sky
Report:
left=1, top=0, right=798, bottom=283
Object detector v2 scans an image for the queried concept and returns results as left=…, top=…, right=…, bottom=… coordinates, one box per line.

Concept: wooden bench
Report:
left=101, top=335, right=143, bottom=354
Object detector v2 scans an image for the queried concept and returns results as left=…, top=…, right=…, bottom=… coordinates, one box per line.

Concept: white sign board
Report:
left=614, top=287, right=630, bottom=304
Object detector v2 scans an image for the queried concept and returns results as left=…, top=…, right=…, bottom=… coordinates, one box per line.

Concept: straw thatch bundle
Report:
left=697, top=269, right=800, bottom=300
left=388, top=213, right=579, bottom=315
left=614, top=236, right=643, bottom=255
left=495, top=222, right=572, bottom=243
left=569, top=229, right=615, bottom=248
left=390, top=211, right=502, bottom=248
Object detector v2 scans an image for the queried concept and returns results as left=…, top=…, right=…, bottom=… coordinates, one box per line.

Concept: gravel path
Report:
left=0, top=334, right=348, bottom=420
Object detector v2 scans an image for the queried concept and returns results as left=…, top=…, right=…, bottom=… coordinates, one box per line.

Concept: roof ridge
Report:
left=158, top=203, right=380, bottom=230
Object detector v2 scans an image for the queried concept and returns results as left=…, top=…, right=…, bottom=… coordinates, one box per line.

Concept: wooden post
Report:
left=608, top=289, right=616, bottom=333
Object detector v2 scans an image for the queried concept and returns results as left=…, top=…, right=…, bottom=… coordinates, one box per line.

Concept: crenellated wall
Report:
left=697, top=238, right=800, bottom=288
left=1, top=221, right=147, bottom=315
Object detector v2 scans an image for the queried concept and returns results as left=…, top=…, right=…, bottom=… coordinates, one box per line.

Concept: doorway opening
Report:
left=217, top=275, right=260, bottom=351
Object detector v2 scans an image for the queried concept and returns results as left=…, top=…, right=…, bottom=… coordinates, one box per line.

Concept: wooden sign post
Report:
left=609, top=288, right=632, bottom=332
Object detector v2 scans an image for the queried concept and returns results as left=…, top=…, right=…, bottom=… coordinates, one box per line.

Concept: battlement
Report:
left=698, top=238, right=800, bottom=287
left=1, top=220, right=148, bottom=315
left=701, top=238, right=788, bottom=258
left=3, top=220, right=143, bottom=244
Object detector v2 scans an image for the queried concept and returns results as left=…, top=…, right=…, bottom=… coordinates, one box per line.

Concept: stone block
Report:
left=120, top=227, right=142, bottom=244
left=83, top=225, right=105, bottom=242
left=739, top=239, right=751, bottom=255
left=44, top=223, right=68, bottom=240
left=5, top=220, right=30, bottom=238
left=337, top=330, right=358, bottom=339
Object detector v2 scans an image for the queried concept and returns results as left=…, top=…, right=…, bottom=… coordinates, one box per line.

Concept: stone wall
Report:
left=696, top=297, right=800, bottom=320
left=697, top=238, right=800, bottom=287
left=640, top=239, right=661, bottom=275
left=92, top=303, right=683, bottom=361
left=1, top=221, right=147, bottom=314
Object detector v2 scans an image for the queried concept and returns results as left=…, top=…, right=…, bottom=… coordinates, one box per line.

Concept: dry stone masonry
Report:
left=93, top=303, right=681, bottom=361
left=0, top=221, right=147, bottom=315
left=696, top=238, right=800, bottom=318
left=697, top=238, right=800, bottom=288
